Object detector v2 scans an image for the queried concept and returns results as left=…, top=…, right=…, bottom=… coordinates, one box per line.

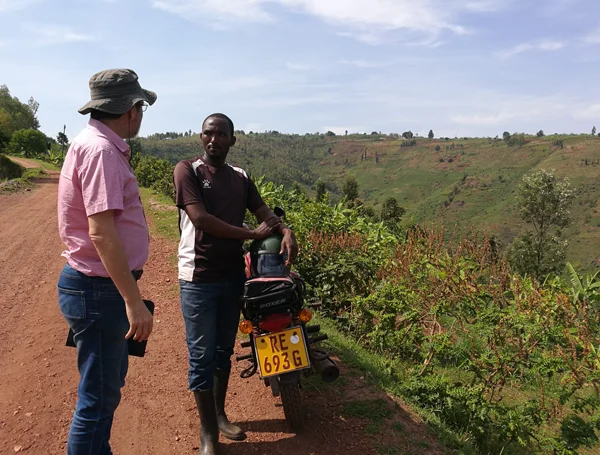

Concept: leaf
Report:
left=566, top=262, right=583, bottom=296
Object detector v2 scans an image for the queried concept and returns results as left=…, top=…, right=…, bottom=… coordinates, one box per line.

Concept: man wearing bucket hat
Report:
left=57, top=68, right=156, bottom=454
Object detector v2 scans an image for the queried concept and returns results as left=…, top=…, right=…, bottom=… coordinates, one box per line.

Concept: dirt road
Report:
left=0, top=164, right=443, bottom=454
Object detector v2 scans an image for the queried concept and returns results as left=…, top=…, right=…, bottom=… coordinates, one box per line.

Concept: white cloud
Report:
left=583, top=25, right=600, bottom=44
left=494, top=39, right=565, bottom=58
left=152, top=0, right=508, bottom=45
left=23, top=24, right=98, bottom=46
left=571, top=103, right=600, bottom=120
left=451, top=95, right=561, bottom=126
left=0, top=0, right=41, bottom=13
left=450, top=94, right=600, bottom=129
left=286, top=62, right=311, bottom=71
left=340, top=59, right=393, bottom=68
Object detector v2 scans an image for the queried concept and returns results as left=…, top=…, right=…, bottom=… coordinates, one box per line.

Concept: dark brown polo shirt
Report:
left=174, top=156, right=265, bottom=282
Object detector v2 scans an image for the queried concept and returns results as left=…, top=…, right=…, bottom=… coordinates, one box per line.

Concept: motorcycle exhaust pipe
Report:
left=313, top=355, right=340, bottom=383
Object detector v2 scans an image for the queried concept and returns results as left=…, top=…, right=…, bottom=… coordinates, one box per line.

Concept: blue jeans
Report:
left=57, top=264, right=130, bottom=455
left=179, top=276, right=245, bottom=391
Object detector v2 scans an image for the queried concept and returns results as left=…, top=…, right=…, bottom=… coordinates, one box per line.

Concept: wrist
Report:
left=124, top=293, right=143, bottom=307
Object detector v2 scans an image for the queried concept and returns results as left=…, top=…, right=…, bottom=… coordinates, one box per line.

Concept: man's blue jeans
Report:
left=179, top=275, right=245, bottom=391
left=57, top=264, right=129, bottom=455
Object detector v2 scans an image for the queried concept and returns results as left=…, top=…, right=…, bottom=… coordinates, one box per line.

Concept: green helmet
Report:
left=248, top=234, right=288, bottom=277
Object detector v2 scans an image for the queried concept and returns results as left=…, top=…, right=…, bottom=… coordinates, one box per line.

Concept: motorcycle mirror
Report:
left=273, top=206, right=286, bottom=218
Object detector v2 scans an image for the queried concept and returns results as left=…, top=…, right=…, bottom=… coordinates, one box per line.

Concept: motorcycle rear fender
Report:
left=277, top=371, right=301, bottom=384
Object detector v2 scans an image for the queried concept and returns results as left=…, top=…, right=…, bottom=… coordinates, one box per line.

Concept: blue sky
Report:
left=1, top=0, right=600, bottom=139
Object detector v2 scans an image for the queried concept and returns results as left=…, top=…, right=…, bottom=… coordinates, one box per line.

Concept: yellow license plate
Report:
left=254, top=327, right=310, bottom=378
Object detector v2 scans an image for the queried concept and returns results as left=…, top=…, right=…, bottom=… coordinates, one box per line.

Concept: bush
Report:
left=7, top=129, right=47, bottom=158
left=0, top=154, right=24, bottom=180
left=134, top=154, right=174, bottom=200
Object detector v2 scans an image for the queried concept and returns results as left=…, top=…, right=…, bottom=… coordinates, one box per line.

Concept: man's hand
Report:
left=280, top=229, right=298, bottom=265
left=125, top=300, right=154, bottom=341
left=263, top=215, right=281, bottom=230
left=251, top=221, right=277, bottom=240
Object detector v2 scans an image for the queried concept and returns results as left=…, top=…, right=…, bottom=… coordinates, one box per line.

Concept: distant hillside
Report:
left=139, top=132, right=600, bottom=271
left=140, top=132, right=332, bottom=190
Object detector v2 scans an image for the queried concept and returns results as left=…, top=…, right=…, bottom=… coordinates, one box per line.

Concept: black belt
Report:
left=132, top=270, right=144, bottom=281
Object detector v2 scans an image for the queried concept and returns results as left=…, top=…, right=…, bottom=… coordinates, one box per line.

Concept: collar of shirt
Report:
left=87, top=118, right=131, bottom=159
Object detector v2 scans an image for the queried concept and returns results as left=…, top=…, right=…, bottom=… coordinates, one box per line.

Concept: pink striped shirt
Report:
left=57, top=119, right=149, bottom=277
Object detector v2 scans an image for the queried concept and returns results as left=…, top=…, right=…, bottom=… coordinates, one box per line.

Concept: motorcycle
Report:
left=235, top=208, right=340, bottom=429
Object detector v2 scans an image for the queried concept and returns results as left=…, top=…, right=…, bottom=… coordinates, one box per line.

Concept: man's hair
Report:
left=90, top=103, right=143, bottom=121
left=90, top=109, right=122, bottom=121
left=203, top=113, right=234, bottom=136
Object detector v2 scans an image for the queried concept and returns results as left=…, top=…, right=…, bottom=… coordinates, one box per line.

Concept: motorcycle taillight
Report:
left=259, top=313, right=292, bottom=333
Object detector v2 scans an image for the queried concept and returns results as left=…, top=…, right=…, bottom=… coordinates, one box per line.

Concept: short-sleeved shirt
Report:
left=173, top=156, right=265, bottom=282
left=57, top=119, right=149, bottom=277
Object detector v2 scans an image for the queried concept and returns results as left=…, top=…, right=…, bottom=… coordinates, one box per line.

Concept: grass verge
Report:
left=0, top=168, right=48, bottom=193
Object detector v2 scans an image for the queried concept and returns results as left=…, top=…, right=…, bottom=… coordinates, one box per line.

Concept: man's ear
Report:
left=230, top=135, right=237, bottom=147
left=127, top=106, right=136, bottom=122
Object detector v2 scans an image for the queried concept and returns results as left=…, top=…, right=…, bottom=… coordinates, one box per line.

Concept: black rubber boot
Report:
left=214, top=369, right=247, bottom=441
left=193, top=389, right=219, bottom=455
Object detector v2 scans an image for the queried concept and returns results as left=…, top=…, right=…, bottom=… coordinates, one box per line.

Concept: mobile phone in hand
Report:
left=65, top=299, right=155, bottom=358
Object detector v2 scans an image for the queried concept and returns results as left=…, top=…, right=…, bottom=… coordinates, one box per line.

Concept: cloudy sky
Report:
left=1, top=0, right=600, bottom=139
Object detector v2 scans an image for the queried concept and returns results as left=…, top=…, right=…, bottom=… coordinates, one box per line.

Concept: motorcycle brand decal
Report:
left=258, top=298, right=287, bottom=309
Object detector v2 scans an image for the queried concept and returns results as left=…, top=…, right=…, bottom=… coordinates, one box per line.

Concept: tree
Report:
left=0, top=110, right=12, bottom=151
left=7, top=129, right=47, bottom=157
left=428, top=129, right=434, bottom=139
left=0, top=86, right=39, bottom=135
left=57, top=125, right=69, bottom=151
left=315, top=179, right=327, bottom=202
left=27, top=97, right=40, bottom=129
left=402, top=130, right=413, bottom=139
left=380, top=196, right=406, bottom=231
left=342, top=175, right=359, bottom=201
left=326, top=131, right=336, bottom=137
left=507, top=170, right=575, bottom=281
left=593, top=126, right=597, bottom=136
left=536, top=130, right=544, bottom=137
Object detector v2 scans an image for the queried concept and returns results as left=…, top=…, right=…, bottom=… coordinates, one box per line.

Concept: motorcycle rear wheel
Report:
left=279, top=380, right=304, bottom=430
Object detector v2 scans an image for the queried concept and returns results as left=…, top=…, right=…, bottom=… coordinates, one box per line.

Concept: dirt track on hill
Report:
left=0, top=160, right=444, bottom=455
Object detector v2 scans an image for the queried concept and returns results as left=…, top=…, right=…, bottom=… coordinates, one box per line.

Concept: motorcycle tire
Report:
left=279, top=380, right=304, bottom=430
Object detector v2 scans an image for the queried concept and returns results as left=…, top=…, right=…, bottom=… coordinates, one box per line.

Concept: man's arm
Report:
left=88, top=210, right=153, bottom=341
left=253, top=205, right=298, bottom=264
left=174, top=160, right=276, bottom=240
left=183, top=202, right=276, bottom=240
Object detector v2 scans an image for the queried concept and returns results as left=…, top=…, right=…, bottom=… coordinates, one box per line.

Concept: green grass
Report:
left=0, top=167, right=48, bottom=193
left=344, top=399, right=393, bottom=420
left=313, top=315, right=478, bottom=454
left=139, top=187, right=179, bottom=242
left=24, top=157, right=60, bottom=171
left=6, top=155, right=60, bottom=171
